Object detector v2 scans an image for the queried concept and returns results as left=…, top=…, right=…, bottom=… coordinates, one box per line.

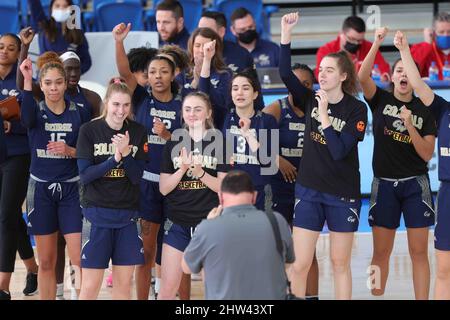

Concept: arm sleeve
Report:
left=122, top=155, right=144, bottom=185
left=322, top=127, right=359, bottom=161
left=20, top=90, right=38, bottom=128
left=198, top=71, right=232, bottom=111
left=341, top=100, right=368, bottom=141
left=279, top=43, right=311, bottom=112
left=78, top=33, right=92, bottom=74
left=9, top=119, right=28, bottom=135
left=78, top=157, right=117, bottom=185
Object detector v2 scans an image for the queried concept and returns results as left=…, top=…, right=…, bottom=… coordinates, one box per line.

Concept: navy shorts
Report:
left=162, top=218, right=197, bottom=252
left=140, top=179, right=164, bottom=224
left=81, top=218, right=144, bottom=269
left=369, top=175, right=435, bottom=229
left=293, top=198, right=361, bottom=232
left=435, top=182, right=450, bottom=251
left=26, top=179, right=82, bottom=236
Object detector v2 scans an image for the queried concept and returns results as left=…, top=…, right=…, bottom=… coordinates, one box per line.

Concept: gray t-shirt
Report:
left=184, top=204, right=295, bottom=300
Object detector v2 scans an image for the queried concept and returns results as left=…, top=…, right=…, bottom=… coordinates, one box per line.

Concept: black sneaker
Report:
left=23, top=273, right=38, bottom=296
left=0, top=290, right=11, bottom=300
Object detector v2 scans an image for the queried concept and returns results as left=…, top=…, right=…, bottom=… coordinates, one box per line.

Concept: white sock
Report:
left=155, top=278, right=160, bottom=293
left=56, top=283, right=64, bottom=297
left=372, top=294, right=385, bottom=300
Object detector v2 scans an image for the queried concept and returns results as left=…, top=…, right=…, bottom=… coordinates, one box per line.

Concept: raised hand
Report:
left=281, top=12, right=299, bottom=34
left=203, top=40, right=216, bottom=61
left=374, top=27, right=388, bottom=45
left=19, top=27, right=35, bottom=46
left=393, top=30, right=409, bottom=52
left=112, top=23, right=131, bottom=42
left=19, top=58, right=33, bottom=81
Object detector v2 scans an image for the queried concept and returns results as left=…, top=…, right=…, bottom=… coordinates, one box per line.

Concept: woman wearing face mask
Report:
left=0, top=33, right=39, bottom=300
left=359, top=29, right=438, bottom=300
left=28, top=0, right=92, bottom=74
left=280, top=13, right=368, bottom=299
left=411, top=12, right=450, bottom=80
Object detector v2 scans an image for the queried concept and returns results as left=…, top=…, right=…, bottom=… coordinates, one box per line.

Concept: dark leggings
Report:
left=0, top=154, right=34, bottom=272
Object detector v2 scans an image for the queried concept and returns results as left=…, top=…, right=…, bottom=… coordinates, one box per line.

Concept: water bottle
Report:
left=428, top=61, right=439, bottom=82
left=443, top=61, right=450, bottom=81
left=371, top=64, right=381, bottom=82
left=262, top=74, right=271, bottom=89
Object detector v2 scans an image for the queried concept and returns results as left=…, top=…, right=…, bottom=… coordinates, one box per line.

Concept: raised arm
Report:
left=113, top=23, right=137, bottom=93
left=400, top=107, right=435, bottom=162
left=279, top=12, right=309, bottom=111
left=394, top=31, right=435, bottom=106
left=16, top=28, right=42, bottom=100
left=19, top=58, right=38, bottom=128
left=358, top=27, right=388, bottom=100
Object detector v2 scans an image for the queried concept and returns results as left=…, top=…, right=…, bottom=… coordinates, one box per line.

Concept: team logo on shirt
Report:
left=210, top=78, right=219, bottom=88
left=1, top=89, right=19, bottom=97
left=256, top=54, right=270, bottom=67
left=228, top=64, right=238, bottom=72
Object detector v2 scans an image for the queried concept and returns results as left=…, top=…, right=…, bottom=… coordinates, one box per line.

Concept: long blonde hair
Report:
left=98, top=77, right=134, bottom=121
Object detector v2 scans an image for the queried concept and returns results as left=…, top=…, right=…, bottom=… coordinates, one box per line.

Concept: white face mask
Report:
left=52, top=9, right=71, bottom=23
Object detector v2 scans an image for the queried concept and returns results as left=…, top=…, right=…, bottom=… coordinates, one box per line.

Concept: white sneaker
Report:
left=70, top=287, right=78, bottom=300
left=56, top=283, right=64, bottom=300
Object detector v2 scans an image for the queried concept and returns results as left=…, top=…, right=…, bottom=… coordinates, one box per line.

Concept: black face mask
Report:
left=344, top=41, right=360, bottom=54
left=238, top=29, right=258, bottom=44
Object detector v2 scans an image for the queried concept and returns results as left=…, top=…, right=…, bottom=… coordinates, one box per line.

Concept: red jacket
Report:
left=411, top=41, right=450, bottom=80
left=315, top=36, right=391, bottom=80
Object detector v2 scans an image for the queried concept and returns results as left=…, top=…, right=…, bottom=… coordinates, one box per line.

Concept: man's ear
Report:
left=177, top=17, right=185, bottom=32
left=252, top=191, right=258, bottom=205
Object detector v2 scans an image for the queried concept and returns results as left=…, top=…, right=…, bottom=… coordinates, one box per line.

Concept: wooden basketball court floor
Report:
left=8, top=231, right=437, bottom=300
